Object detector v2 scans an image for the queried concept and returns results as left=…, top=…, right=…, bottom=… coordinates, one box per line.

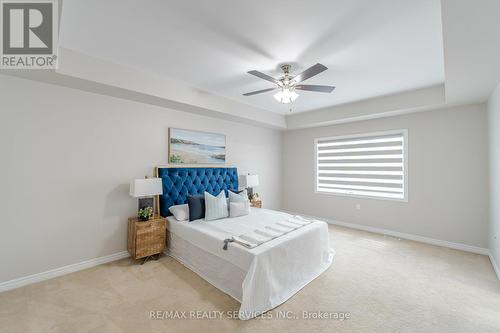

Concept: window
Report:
left=315, top=130, right=407, bottom=201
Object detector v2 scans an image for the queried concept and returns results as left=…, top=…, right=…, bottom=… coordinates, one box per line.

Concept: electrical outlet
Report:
left=356, top=203, right=361, bottom=210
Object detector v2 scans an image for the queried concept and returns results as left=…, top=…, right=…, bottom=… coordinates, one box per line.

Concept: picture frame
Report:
left=168, top=128, right=226, bottom=165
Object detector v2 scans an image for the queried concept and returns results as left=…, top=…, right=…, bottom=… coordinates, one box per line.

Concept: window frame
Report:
left=314, top=129, right=409, bottom=202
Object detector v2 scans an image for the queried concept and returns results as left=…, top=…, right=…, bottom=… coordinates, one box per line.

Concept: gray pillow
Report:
left=228, top=189, right=248, bottom=203
left=230, top=201, right=250, bottom=218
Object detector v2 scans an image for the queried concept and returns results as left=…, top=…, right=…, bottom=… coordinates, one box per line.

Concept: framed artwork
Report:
left=169, top=128, right=226, bottom=164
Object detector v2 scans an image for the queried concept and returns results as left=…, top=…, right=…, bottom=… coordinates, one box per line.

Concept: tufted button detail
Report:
left=157, top=167, right=238, bottom=216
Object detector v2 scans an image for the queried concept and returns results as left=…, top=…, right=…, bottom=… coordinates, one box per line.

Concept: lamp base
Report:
left=247, top=187, right=253, bottom=200
left=138, top=197, right=154, bottom=211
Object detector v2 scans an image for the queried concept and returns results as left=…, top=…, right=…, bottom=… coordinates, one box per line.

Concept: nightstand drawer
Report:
left=136, top=228, right=165, bottom=255
left=135, top=220, right=164, bottom=233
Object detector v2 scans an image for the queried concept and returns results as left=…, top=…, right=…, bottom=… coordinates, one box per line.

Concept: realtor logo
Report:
left=1, top=0, right=58, bottom=68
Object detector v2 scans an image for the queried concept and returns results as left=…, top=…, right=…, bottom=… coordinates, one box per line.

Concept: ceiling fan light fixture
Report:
left=274, top=87, right=299, bottom=104
left=244, top=63, right=334, bottom=104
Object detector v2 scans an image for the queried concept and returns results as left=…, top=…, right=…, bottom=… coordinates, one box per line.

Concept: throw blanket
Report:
left=223, top=215, right=314, bottom=250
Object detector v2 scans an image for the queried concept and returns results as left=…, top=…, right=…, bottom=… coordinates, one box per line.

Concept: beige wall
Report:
left=0, top=74, right=282, bottom=283
left=282, top=104, right=489, bottom=248
left=488, top=84, right=500, bottom=266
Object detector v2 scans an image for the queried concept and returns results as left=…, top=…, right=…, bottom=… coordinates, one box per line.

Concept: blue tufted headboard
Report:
left=155, top=167, right=239, bottom=217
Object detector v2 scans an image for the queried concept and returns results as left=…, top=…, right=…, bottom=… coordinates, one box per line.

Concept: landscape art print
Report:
left=169, top=128, right=226, bottom=164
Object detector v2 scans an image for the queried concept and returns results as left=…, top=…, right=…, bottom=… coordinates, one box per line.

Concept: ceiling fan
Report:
left=243, top=63, right=335, bottom=104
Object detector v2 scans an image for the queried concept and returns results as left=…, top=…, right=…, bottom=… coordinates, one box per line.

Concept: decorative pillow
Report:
left=228, top=189, right=248, bottom=203
left=204, top=191, right=229, bottom=221
left=229, top=201, right=250, bottom=218
left=168, top=204, right=189, bottom=221
left=188, top=195, right=205, bottom=221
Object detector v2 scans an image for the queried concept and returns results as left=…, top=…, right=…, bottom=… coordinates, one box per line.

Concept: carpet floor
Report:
left=1, top=224, right=499, bottom=333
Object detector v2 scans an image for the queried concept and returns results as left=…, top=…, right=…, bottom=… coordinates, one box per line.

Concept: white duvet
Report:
left=167, top=209, right=334, bottom=320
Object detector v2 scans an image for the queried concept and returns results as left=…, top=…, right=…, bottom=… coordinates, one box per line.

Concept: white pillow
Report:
left=229, top=201, right=250, bottom=218
left=204, top=191, right=229, bottom=221
left=228, top=189, right=248, bottom=203
left=169, top=204, right=189, bottom=221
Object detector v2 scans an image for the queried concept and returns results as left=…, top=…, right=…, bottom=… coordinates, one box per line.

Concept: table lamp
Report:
left=129, top=177, right=163, bottom=216
left=240, top=174, right=259, bottom=200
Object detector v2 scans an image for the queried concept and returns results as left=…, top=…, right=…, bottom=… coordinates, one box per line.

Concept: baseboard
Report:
left=0, top=251, right=130, bottom=293
left=488, top=252, right=500, bottom=281
left=281, top=210, right=489, bottom=255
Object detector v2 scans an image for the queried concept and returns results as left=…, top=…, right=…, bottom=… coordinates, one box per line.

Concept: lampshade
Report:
left=240, top=174, right=259, bottom=188
left=129, top=178, right=163, bottom=198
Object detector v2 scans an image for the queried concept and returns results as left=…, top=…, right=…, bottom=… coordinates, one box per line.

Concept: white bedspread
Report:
left=167, top=209, right=334, bottom=320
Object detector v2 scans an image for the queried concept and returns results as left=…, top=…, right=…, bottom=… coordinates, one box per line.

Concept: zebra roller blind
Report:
left=315, top=130, right=407, bottom=200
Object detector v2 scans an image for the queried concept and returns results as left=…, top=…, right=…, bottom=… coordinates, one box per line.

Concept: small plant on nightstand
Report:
left=137, top=207, right=153, bottom=221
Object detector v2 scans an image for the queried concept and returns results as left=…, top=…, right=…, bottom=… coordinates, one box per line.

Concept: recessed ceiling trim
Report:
left=55, top=47, right=286, bottom=129
left=286, top=84, right=446, bottom=129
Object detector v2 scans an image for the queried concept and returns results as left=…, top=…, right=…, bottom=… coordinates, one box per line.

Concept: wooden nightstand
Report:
left=250, top=199, right=262, bottom=208
left=127, top=215, right=167, bottom=264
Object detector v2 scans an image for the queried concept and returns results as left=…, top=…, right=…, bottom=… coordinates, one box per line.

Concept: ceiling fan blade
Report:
left=247, top=70, right=278, bottom=84
left=292, top=63, right=328, bottom=83
left=295, top=84, right=335, bottom=93
left=242, top=87, right=277, bottom=96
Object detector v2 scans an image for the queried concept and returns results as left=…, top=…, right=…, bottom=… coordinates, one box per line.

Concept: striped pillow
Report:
left=204, top=191, right=229, bottom=221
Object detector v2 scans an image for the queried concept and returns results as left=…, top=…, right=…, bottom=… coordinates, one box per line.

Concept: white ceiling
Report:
left=59, top=0, right=445, bottom=114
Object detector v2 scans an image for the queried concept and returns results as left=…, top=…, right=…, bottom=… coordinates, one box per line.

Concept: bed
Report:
left=156, top=167, right=334, bottom=320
